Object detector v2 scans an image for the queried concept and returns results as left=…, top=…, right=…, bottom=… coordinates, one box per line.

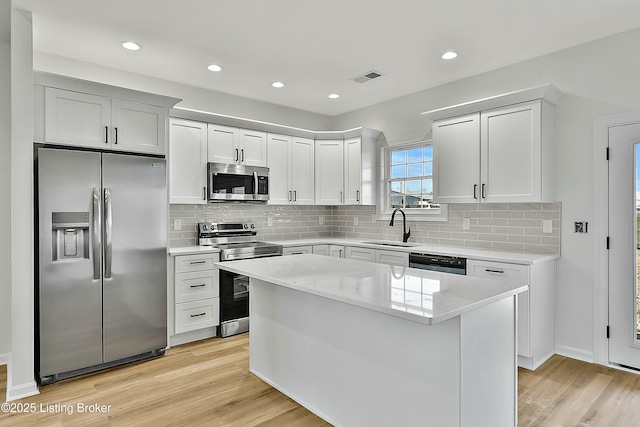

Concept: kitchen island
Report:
left=216, top=254, right=527, bottom=427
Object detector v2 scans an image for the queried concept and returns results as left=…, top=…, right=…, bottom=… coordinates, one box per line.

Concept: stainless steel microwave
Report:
left=207, top=163, right=269, bottom=202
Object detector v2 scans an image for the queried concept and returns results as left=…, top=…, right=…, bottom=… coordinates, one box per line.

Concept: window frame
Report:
left=375, top=140, right=448, bottom=222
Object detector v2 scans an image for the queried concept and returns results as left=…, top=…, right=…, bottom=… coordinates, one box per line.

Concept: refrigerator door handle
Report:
left=104, top=188, right=113, bottom=278
left=92, top=187, right=102, bottom=280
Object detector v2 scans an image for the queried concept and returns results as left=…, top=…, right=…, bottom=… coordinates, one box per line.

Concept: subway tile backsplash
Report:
left=170, top=202, right=561, bottom=255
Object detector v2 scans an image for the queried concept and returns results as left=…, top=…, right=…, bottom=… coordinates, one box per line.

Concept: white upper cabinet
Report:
left=43, top=87, right=169, bottom=155
left=344, top=137, right=362, bottom=204
left=268, top=134, right=314, bottom=204
left=433, top=114, right=481, bottom=203
left=169, top=118, right=208, bottom=204
left=315, top=140, right=344, bottom=205
left=111, top=99, right=166, bottom=154
left=427, top=85, right=559, bottom=204
left=207, top=124, right=267, bottom=167
left=433, top=100, right=554, bottom=203
left=290, top=137, right=315, bottom=204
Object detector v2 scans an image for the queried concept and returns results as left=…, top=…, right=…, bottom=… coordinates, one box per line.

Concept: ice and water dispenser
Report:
left=51, top=212, right=90, bottom=261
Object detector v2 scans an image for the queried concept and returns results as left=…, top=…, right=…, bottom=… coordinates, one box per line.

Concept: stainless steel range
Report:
left=198, top=222, right=282, bottom=337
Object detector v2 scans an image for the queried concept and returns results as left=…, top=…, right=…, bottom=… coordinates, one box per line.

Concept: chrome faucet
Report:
left=389, top=208, right=411, bottom=243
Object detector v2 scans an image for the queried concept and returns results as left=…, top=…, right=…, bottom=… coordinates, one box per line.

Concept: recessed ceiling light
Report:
left=272, top=81, right=285, bottom=88
left=207, top=64, right=222, bottom=72
left=328, top=93, right=340, bottom=99
left=441, top=51, right=458, bottom=60
left=121, top=41, right=141, bottom=51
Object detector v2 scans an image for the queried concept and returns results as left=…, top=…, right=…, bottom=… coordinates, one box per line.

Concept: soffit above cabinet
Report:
left=420, top=84, right=562, bottom=123
left=171, top=106, right=380, bottom=141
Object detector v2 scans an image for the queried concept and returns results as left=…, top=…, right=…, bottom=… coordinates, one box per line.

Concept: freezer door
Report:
left=102, top=153, right=167, bottom=362
left=37, top=148, right=103, bottom=377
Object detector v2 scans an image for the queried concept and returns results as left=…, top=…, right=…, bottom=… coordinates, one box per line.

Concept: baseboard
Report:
left=7, top=381, right=39, bottom=402
left=1, top=354, right=40, bottom=402
left=554, top=345, right=594, bottom=364
left=169, top=327, right=217, bottom=347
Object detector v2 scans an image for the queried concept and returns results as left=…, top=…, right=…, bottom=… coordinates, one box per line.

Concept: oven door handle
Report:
left=253, top=171, right=258, bottom=200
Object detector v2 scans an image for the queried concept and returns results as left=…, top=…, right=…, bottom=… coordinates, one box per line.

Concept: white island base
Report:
left=249, top=278, right=517, bottom=427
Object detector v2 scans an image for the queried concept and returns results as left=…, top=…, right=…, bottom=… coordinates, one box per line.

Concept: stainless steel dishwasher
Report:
left=408, top=252, right=467, bottom=275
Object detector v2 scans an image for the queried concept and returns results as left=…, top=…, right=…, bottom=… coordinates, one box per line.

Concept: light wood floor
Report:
left=2, top=335, right=640, bottom=426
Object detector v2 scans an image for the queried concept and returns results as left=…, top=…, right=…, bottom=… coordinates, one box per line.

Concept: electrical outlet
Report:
left=173, top=219, right=181, bottom=231
left=574, top=221, right=588, bottom=233
left=354, top=216, right=358, bottom=226
left=543, top=220, right=553, bottom=234
left=319, top=216, right=324, bottom=225
left=267, top=217, right=273, bottom=227
left=462, top=218, right=471, bottom=230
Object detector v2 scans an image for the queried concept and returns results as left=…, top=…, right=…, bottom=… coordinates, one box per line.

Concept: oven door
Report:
left=207, top=163, right=269, bottom=202
left=219, top=269, right=249, bottom=323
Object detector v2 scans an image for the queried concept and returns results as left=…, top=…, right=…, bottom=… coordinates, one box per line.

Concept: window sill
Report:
left=374, top=209, right=448, bottom=222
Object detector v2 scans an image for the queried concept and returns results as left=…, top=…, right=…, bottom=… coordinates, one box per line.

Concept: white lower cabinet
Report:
left=174, top=253, right=220, bottom=335
left=282, top=245, right=313, bottom=256
left=467, top=258, right=556, bottom=370
left=345, top=246, right=375, bottom=262
left=313, top=244, right=344, bottom=257
left=375, top=250, right=409, bottom=267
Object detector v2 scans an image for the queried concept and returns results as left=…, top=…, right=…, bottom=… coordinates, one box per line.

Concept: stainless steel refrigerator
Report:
left=36, top=147, right=167, bottom=384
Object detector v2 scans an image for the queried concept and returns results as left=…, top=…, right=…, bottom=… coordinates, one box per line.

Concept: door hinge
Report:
left=606, top=147, right=610, bottom=160
left=606, top=236, right=610, bottom=249
left=606, top=325, right=610, bottom=339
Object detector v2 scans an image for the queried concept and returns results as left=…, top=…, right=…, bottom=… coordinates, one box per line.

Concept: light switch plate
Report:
left=173, top=218, right=182, bottom=231
left=543, top=220, right=553, bottom=234
left=462, top=218, right=471, bottom=230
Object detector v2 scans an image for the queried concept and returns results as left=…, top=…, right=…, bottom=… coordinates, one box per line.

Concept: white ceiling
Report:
left=13, top=0, right=640, bottom=116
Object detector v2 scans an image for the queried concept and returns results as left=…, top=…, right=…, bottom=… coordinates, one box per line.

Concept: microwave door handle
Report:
left=253, top=171, right=258, bottom=200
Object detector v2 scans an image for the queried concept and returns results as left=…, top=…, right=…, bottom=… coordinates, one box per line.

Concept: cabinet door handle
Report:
left=482, top=184, right=486, bottom=199
left=190, top=312, right=207, bottom=318
left=485, top=269, right=505, bottom=274
left=105, top=126, right=109, bottom=144
left=241, top=149, right=244, bottom=162
left=203, top=186, right=207, bottom=200
left=235, top=149, right=239, bottom=162
left=339, top=249, right=343, bottom=257
left=473, top=184, right=478, bottom=199
left=189, top=260, right=207, bottom=265
left=288, top=190, right=292, bottom=202
left=356, top=190, right=360, bottom=202
left=190, top=284, right=207, bottom=288
left=114, top=127, right=118, bottom=144
left=293, top=190, right=297, bottom=201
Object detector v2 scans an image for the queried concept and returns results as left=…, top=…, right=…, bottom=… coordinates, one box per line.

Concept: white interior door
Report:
left=608, top=122, right=640, bottom=368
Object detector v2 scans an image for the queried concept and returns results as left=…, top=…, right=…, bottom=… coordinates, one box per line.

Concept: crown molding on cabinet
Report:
left=34, top=71, right=182, bottom=108
left=420, top=84, right=563, bottom=122
left=171, top=106, right=381, bottom=141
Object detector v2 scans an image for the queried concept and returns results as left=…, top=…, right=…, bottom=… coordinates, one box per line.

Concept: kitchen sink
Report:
left=362, top=240, right=419, bottom=248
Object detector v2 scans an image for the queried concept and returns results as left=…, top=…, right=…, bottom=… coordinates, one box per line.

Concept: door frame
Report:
left=594, top=110, right=640, bottom=366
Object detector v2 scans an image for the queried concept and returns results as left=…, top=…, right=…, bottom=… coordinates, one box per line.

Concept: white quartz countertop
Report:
left=168, top=246, right=219, bottom=255
left=171, top=237, right=558, bottom=264
left=215, top=254, right=528, bottom=325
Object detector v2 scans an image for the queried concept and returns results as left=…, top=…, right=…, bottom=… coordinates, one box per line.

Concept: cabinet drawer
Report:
left=345, top=246, right=375, bottom=262
left=175, top=298, right=219, bottom=334
left=466, top=260, right=530, bottom=285
left=175, top=253, right=219, bottom=273
left=283, top=246, right=313, bottom=255
left=175, top=270, right=219, bottom=303
left=375, top=250, right=409, bottom=267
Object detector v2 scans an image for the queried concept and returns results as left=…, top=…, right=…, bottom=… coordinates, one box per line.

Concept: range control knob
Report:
left=250, top=224, right=255, bottom=229
left=202, top=225, right=208, bottom=230
left=243, top=224, right=248, bottom=229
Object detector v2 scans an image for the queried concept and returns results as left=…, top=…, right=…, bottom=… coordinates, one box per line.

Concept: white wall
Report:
left=0, top=1, right=12, bottom=358
left=8, top=5, right=37, bottom=400
left=332, top=27, right=640, bottom=360
left=33, top=52, right=333, bottom=132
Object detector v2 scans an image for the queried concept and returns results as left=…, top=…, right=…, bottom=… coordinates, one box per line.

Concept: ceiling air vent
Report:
left=352, top=70, right=384, bottom=83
